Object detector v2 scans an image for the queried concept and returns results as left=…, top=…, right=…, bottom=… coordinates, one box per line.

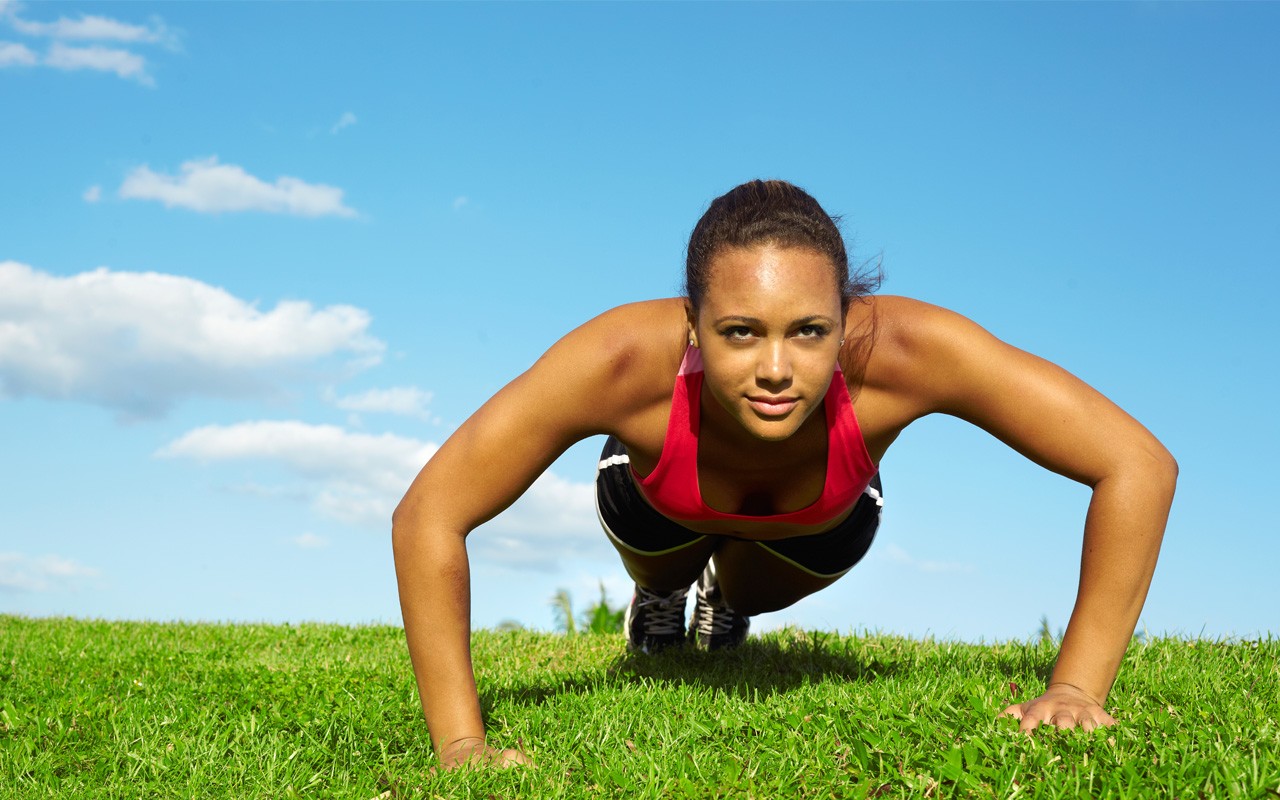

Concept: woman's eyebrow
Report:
left=711, top=315, right=763, bottom=326
left=711, top=315, right=835, bottom=326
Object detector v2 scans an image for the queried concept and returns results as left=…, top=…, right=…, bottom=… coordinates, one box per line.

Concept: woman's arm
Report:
left=391, top=302, right=678, bottom=766
left=879, top=298, right=1178, bottom=732
left=391, top=386, right=558, bottom=767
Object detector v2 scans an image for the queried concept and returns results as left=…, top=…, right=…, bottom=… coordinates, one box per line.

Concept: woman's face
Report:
left=691, top=244, right=844, bottom=443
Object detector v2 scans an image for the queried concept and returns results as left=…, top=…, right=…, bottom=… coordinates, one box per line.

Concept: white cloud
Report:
left=882, top=543, right=975, bottom=574
left=293, top=533, right=329, bottom=549
left=45, top=42, right=152, bottom=86
left=9, top=11, right=177, bottom=49
left=472, top=470, right=608, bottom=571
left=330, top=111, right=357, bottom=134
left=158, top=420, right=429, bottom=482
left=157, top=419, right=608, bottom=569
left=82, top=184, right=101, bottom=203
left=0, top=552, right=101, bottom=593
left=0, top=40, right=36, bottom=66
left=0, top=260, right=384, bottom=418
left=329, top=386, right=433, bottom=418
left=1, top=6, right=178, bottom=83
left=158, top=420, right=434, bottom=528
left=119, top=156, right=357, bottom=217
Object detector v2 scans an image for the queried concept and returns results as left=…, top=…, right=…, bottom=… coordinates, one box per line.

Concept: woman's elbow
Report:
left=1149, top=439, right=1179, bottom=481
left=1136, top=440, right=1179, bottom=496
left=391, top=494, right=419, bottom=552
left=1161, top=449, right=1179, bottom=483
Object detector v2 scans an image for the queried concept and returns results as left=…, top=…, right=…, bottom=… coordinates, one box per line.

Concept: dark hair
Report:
left=684, top=179, right=879, bottom=313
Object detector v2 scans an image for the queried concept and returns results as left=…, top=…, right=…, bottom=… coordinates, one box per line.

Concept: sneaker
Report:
left=688, top=561, right=749, bottom=650
left=623, top=584, right=690, bottom=653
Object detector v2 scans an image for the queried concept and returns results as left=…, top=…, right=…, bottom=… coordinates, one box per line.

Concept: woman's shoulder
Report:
left=853, top=295, right=985, bottom=359
left=848, top=295, right=997, bottom=395
left=854, top=294, right=1054, bottom=418
left=523, top=298, right=689, bottom=422
left=590, top=297, right=690, bottom=337
left=842, top=296, right=1003, bottom=445
left=554, top=298, right=687, bottom=371
left=854, top=294, right=962, bottom=334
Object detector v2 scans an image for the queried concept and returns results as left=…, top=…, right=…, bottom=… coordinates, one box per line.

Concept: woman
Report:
left=392, top=180, right=1177, bottom=769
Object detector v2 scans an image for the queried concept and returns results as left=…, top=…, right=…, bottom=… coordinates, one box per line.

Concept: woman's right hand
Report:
left=436, top=737, right=534, bottom=771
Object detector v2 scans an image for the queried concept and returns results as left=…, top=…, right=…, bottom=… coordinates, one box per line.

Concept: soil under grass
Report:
left=1, top=615, right=1276, bottom=798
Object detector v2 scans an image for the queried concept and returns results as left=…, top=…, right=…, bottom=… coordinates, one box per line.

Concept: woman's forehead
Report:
left=702, top=245, right=840, bottom=307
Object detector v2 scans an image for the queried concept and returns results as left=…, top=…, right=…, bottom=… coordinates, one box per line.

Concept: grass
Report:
left=1, top=616, right=1278, bottom=799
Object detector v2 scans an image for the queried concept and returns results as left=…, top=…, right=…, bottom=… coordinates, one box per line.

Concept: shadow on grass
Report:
left=609, top=636, right=900, bottom=699
left=479, top=629, right=912, bottom=714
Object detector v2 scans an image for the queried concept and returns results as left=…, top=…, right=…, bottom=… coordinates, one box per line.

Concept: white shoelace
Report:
left=635, top=586, right=688, bottom=636
left=693, top=583, right=737, bottom=636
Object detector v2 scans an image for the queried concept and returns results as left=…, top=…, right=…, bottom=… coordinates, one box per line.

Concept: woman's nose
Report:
left=756, top=341, right=793, bottom=385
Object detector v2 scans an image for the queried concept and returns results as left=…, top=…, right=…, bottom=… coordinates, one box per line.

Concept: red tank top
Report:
left=632, top=346, right=877, bottom=525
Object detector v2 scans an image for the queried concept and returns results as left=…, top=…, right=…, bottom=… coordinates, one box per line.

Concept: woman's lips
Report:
left=747, top=396, right=799, bottom=416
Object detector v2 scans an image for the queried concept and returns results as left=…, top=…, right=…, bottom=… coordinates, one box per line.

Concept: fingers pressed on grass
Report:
left=433, top=739, right=534, bottom=773
left=497, top=748, right=535, bottom=768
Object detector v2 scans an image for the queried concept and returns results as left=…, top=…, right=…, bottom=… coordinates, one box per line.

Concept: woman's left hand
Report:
left=999, top=683, right=1117, bottom=733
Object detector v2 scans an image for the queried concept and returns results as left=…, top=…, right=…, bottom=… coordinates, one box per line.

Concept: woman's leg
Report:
left=712, top=542, right=845, bottom=615
left=597, top=434, right=883, bottom=646
left=597, top=436, right=722, bottom=651
left=596, top=436, right=716, bottom=590
left=610, top=536, right=718, bottom=593
left=715, top=474, right=883, bottom=616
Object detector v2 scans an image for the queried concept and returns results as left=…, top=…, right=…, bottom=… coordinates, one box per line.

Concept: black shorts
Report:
left=595, top=435, right=882, bottom=579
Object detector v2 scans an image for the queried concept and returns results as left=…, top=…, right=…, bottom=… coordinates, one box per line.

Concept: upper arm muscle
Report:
left=889, top=301, right=1170, bottom=487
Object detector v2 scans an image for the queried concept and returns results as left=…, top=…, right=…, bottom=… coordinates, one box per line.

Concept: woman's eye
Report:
left=722, top=326, right=753, bottom=340
left=796, top=324, right=828, bottom=338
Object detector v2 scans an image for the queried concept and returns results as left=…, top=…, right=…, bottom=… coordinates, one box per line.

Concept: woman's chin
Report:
left=738, top=415, right=804, bottom=443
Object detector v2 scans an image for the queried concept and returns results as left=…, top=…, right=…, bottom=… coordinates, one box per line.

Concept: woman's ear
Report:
left=684, top=301, right=699, bottom=348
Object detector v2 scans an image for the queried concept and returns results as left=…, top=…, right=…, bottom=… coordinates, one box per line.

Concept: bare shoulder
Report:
left=863, top=295, right=1060, bottom=405
left=852, top=295, right=1172, bottom=484
left=849, top=295, right=987, bottom=397
left=863, top=295, right=978, bottom=353
left=516, top=297, right=688, bottom=434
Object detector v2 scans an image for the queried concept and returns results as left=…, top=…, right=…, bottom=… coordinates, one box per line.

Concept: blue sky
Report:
left=2, top=2, right=1276, bottom=642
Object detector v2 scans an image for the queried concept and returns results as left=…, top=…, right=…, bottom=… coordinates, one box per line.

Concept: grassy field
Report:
left=1, top=615, right=1277, bottom=799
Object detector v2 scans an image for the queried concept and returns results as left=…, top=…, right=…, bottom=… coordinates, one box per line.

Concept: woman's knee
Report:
left=714, top=543, right=843, bottom=615
left=720, top=587, right=802, bottom=616
left=613, top=538, right=716, bottom=592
